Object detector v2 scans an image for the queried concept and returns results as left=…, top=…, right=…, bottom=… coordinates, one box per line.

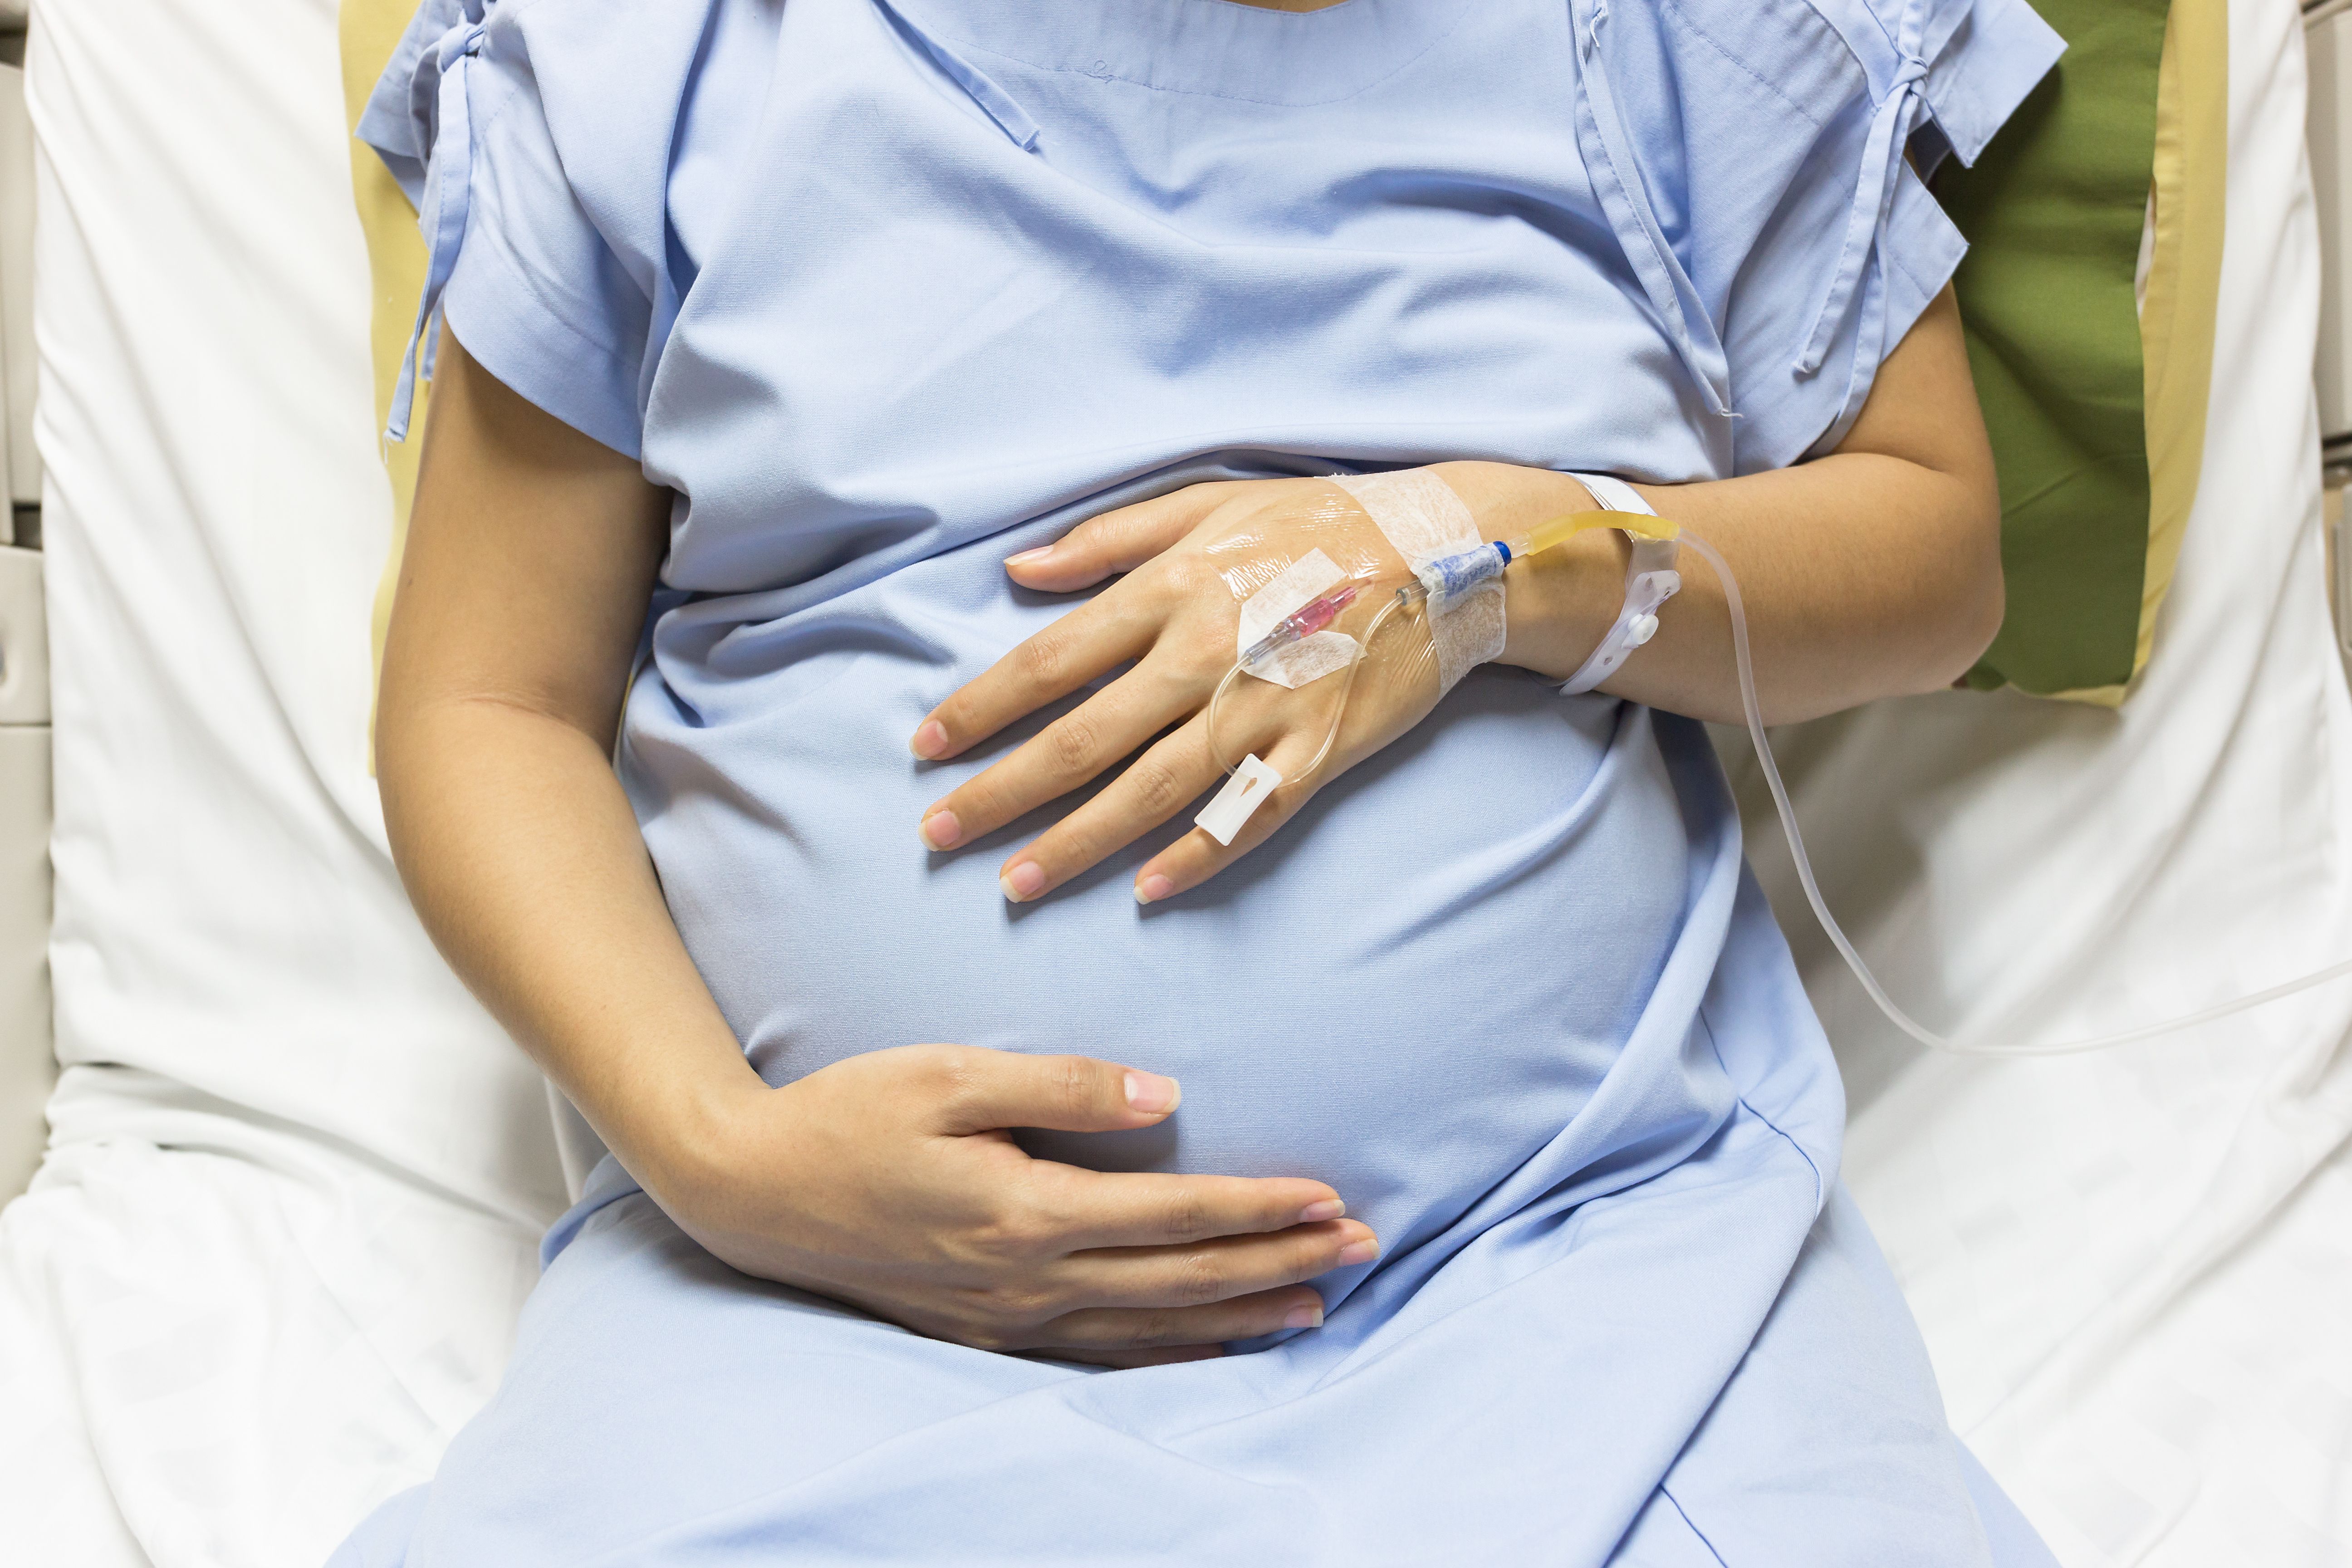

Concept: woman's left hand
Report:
left=908, top=475, right=1454, bottom=904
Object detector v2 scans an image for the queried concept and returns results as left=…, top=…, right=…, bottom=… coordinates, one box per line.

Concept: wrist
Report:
left=606, top=1042, right=774, bottom=1214
left=1426, top=461, right=1632, bottom=681
left=1501, top=525, right=1631, bottom=681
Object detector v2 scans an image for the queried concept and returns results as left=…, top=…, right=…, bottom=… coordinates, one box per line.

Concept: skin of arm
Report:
left=1477, top=282, right=2003, bottom=716
left=377, top=328, right=1379, bottom=1363
left=911, top=284, right=2001, bottom=902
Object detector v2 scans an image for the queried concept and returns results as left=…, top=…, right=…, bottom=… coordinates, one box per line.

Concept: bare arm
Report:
left=1485, top=282, right=2002, bottom=722
left=376, top=323, right=743, bottom=1181
left=378, top=330, right=1376, bottom=1361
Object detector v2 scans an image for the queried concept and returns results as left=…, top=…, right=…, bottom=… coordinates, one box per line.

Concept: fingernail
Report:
left=1298, top=1199, right=1345, bottom=1224
left=1005, top=545, right=1054, bottom=567
left=1135, top=873, right=1175, bottom=905
left=919, top=810, right=960, bottom=850
left=1283, top=1302, right=1324, bottom=1331
left=1338, top=1237, right=1380, bottom=1266
left=909, top=720, right=949, bottom=760
left=1000, top=862, right=1046, bottom=902
left=1123, top=1070, right=1181, bottom=1112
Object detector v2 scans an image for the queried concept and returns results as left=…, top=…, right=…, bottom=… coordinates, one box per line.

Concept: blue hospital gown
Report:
left=342, top=0, right=2066, bottom=1561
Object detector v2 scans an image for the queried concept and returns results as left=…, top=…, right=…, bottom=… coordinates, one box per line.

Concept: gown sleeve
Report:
left=358, top=0, right=710, bottom=461
left=1578, top=0, right=2063, bottom=473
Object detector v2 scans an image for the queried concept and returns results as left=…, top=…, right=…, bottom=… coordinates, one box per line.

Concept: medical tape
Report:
left=1196, top=754, right=1284, bottom=847
left=1233, top=548, right=1360, bottom=690
left=1330, top=470, right=1504, bottom=693
left=1195, top=549, right=1357, bottom=848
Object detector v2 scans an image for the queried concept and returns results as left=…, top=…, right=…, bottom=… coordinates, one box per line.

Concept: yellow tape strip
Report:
left=339, top=0, right=429, bottom=767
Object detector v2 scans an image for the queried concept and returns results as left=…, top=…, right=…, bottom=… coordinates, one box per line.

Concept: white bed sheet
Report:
left=0, top=0, right=2342, bottom=1563
left=1724, top=0, right=2352, bottom=1559
left=0, top=0, right=568, bottom=1560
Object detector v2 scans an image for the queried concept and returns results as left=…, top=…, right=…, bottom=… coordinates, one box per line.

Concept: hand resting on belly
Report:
left=374, top=332, right=1377, bottom=1364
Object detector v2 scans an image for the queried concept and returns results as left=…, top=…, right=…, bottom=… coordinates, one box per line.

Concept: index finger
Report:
left=1023, top=1163, right=1347, bottom=1252
left=912, top=595, right=1151, bottom=763
left=1001, top=482, right=1234, bottom=594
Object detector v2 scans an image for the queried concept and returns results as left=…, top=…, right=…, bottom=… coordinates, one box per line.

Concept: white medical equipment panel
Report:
left=0, top=54, right=29, bottom=518
left=0, top=543, right=44, bottom=1200
left=2315, top=4, right=2352, bottom=452
left=2307, top=2, right=2352, bottom=673
left=0, top=42, right=44, bottom=1199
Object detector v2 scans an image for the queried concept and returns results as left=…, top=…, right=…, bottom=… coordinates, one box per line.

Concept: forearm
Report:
left=378, top=698, right=763, bottom=1195
left=1462, top=451, right=2000, bottom=725
left=387, top=335, right=1371, bottom=1359
left=380, top=328, right=758, bottom=1202
left=1461, top=285, right=2001, bottom=725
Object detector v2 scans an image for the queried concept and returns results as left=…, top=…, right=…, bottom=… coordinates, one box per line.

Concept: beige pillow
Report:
left=338, top=0, right=427, bottom=763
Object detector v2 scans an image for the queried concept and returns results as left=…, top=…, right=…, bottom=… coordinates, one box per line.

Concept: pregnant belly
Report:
left=628, top=627, right=1698, bottom=1263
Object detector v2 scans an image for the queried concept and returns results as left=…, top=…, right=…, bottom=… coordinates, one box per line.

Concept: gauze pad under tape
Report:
left=1331, top=470, right=1503, bottom=692
left=1233, top=548, right=1359, bottom=689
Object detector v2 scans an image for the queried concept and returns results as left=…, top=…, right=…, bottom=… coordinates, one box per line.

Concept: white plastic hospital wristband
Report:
left=1559, top=472, right=1681, bottom=696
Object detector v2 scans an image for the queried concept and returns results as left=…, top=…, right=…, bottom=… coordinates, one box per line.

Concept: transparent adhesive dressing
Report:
left=1204, top=511, right=2352, bottom=1058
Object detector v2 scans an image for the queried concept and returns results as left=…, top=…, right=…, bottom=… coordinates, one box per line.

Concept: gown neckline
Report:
left=882, top=0, right=1479, bottom=106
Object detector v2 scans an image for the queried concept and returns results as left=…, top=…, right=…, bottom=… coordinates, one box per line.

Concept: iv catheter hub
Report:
left=1208, top=506, right=1680, bottom=799
left=1405, top=510, right=1683, bottom=613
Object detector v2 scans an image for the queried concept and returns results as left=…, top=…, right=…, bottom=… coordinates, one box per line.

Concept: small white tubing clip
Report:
left=1195, top=753, right=1283, bottom=846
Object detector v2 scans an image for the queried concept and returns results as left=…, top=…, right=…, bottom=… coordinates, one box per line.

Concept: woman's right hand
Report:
left=384, top=343, right=1365, bottom=1367
left=647, top=1044, right=1378, bottom=1367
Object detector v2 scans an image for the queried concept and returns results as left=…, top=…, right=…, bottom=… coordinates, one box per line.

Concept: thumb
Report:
left=930, top=1050, right=1182, bottom=1137
left=1003, top=486, right=1221, bottom=592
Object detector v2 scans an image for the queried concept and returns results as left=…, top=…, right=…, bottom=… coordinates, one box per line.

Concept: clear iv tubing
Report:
left=1681, top=528, right=2352, bottom=1059
left=1205, top=509, right=1632, bottom=785
left=1206, top=524, right=2352, bottom=1058
left=1206, top=591, right=1409, bottom=784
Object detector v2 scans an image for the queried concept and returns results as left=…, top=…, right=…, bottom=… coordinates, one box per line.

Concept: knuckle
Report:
left=958, top=1320, right=1017, bottom=1353
left=1171, top=1248, right=1227, bottom=1307
left=1161, top=1184, right=1213, bottom=1243
left=956, top=772, right=1015, bottom=827
left=1098, top=513, right=1152, bottom=556
left=1048, top=815, right=1111, bottom=872
left=1015, top=628, right=1068, bottom=687
left=1186, top=622, right=1238, bottom=672
left=1159, top=553, right=1225, bottom=602
left=967, top=1283, right=1054, bottom=1336
left=1124, top=754, right=1187, bottom=819
left=1170, top=723, right=1221, bottom=775
left=984, top=1197, right=1054, bottom=1258
left=1045, top=712, right=1099, bottom=777
left=1051, top=1057, right=1102, bottom=1120
left=1123, top=1309, right=1184, bottom=1349
left=930, top=1046, right=988, bottom=1107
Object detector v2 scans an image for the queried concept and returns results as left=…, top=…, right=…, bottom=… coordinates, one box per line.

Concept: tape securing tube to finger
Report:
left=1330, top=470, right=1504, bottom=694
left=1196, top=753, right=1283, bottom=846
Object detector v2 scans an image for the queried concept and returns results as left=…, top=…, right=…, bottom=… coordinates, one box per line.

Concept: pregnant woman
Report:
left=343, top=0, right=2066, bottom=1560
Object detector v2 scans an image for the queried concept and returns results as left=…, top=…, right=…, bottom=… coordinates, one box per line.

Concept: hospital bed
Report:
left=0, top=0, right=2345, bottom=1562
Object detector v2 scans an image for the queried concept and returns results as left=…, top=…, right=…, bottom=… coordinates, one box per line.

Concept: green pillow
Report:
left=1935, top=0, right=2225, bottom=704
